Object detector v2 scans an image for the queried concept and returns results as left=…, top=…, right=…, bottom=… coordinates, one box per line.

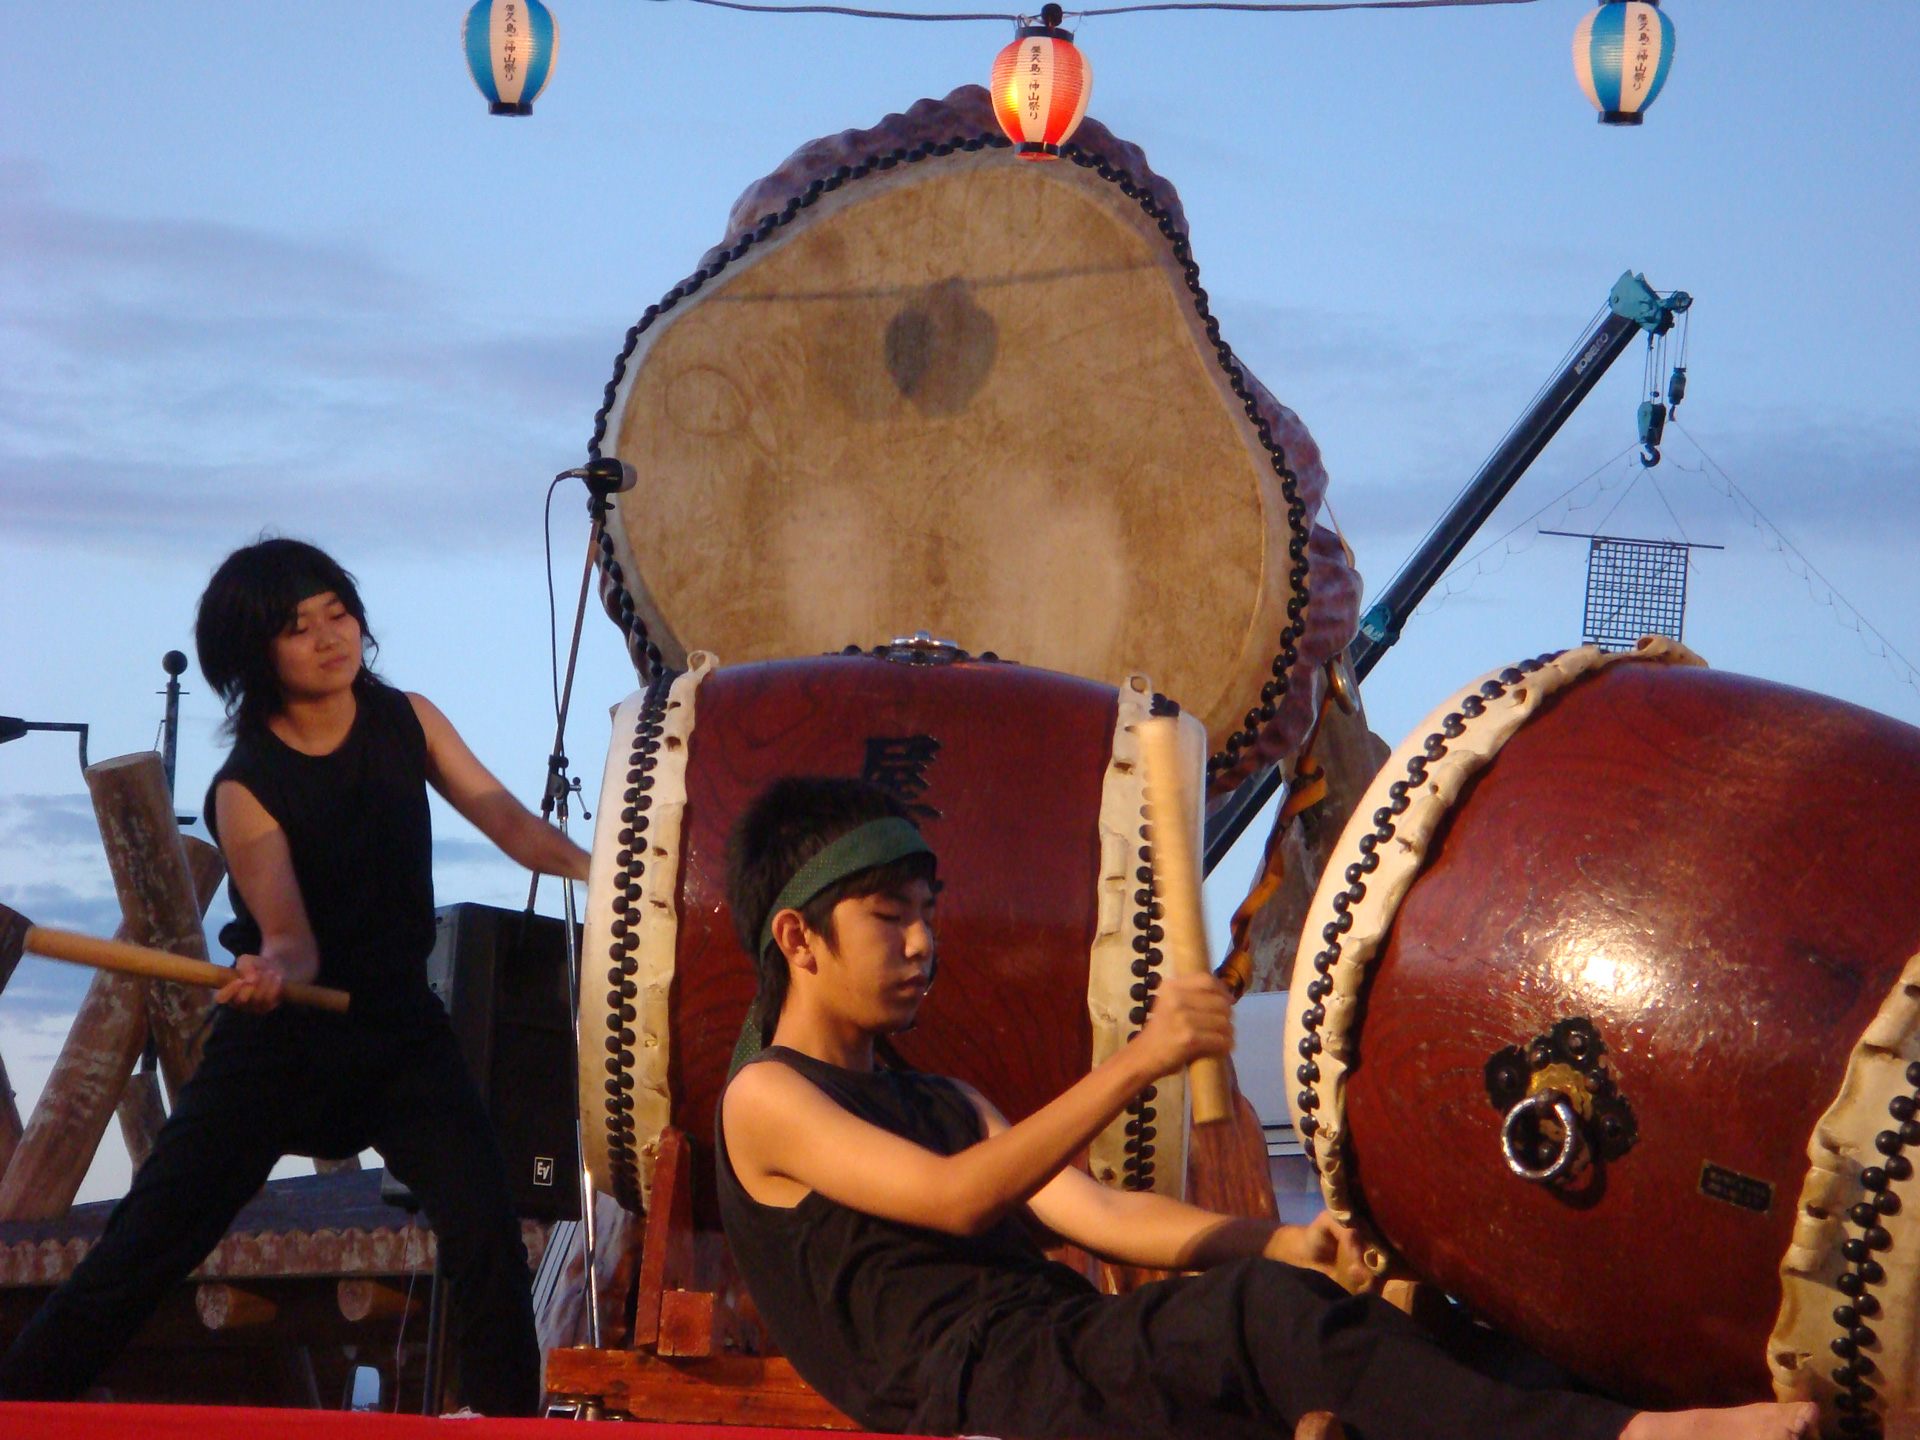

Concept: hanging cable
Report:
left=1591, top=467, right=1641, bottom=533
left=1637, top=328, right=1668, bottom=466
left=1667, top=306, right=1690, bottom=410
left=649, top=0, right=1535, bottom=21
left=1672, top=420, right=1920, bottom=700
left=1645, top=464, right=1690, bottom=544
left=1410, top=442, right=1638, bottom=618
left=542, top=474, right=569, bottom=723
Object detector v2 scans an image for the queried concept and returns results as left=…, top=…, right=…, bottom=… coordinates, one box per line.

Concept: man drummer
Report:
left=718, top=776, right=1818, bottom=1440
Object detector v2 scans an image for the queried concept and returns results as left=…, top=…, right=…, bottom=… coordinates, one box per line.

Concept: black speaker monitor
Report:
left=383, top=902, right=582, bottom=1221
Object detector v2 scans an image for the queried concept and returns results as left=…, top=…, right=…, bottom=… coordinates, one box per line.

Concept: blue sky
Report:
left=1, top=2, right=1915, bottom=1198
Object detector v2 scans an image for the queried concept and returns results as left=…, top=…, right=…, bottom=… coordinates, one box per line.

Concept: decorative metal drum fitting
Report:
left=864, top=630, right=976, bottom=666
left=1485, top=1017, right=1637, bottom=1186
left=1501, top=1089, right=1587, bottom=1182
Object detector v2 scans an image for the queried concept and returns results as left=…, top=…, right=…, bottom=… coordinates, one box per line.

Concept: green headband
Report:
left=730, top=815, right=936, bottom=1080
left=756, top=816, right=934, bottom=961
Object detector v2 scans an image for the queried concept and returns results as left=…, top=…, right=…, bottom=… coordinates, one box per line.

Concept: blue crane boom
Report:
left=1203, top=270, right=1692, bottom=872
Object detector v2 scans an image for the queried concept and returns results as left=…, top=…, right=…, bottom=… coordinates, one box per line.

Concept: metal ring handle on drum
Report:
left=1501, top=1090, right=1584, bottom=1183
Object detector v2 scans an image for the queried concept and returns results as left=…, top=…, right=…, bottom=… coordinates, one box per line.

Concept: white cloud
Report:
left=0, top=164, right=608, bottom=554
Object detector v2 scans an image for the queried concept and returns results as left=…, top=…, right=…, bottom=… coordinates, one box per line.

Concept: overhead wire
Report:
left=1671, top=420, right=1920, bottom=700
left=1410, top=442, right=1638, bottom=618
left=1645, top=464, right=1690, bottom=545
left=1590, top=467, right=1640, bottom=534
left=650, top=0, right=1535, bottom=21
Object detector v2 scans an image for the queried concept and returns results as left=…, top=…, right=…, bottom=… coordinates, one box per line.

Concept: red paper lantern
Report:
left=990, top=5, right=1092, bottom=161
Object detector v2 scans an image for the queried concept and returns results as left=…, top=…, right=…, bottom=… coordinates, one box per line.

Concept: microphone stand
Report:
left=527, top=457, right=631, bottom=1351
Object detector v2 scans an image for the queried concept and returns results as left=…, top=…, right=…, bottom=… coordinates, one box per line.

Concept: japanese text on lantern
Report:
left=503, top=3, right=521, bottom=81
left=1631, top=10, right=1650, bottom=88
left=1026, top=43, right=1044, bottom=120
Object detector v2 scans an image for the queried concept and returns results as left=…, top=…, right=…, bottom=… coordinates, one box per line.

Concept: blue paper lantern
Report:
left=464, top=0, right=557, bottom=116
left=1573, top=2, right=1675, bottom=126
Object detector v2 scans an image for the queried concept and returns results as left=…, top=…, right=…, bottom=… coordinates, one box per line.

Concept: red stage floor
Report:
left=0, top=1403, right=875, bottom=1437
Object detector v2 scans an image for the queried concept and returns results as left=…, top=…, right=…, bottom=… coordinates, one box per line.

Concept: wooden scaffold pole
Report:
left=0, top=753, right=225, bottom=1218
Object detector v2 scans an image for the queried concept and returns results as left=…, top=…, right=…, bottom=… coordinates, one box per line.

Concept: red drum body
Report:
left=579, top=648, right=1211, bottom=1229
left=1287, top=643, right=1920, bottom=1426
left=677, top=655, right=1107, bottom=1185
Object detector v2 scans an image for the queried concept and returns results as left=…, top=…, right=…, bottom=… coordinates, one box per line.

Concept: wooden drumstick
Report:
left=20, top=922, right=351, bottom=1015
left=1137, top=716, right=1232, bottom=1127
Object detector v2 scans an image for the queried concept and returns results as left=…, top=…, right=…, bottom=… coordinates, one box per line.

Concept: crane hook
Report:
left=1638, top=399, right=1668, bottom=468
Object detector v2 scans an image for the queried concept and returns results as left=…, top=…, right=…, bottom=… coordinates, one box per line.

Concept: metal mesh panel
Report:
left=1582, top=536, right=1691, bottom=652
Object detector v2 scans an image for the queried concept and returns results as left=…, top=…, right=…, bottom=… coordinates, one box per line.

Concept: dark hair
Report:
left=194, top=537, right=378, bottom=737
left=726, top=777, right=939, bottom=1048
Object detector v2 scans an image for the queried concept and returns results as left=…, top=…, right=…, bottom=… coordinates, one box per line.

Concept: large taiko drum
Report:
left=1283, top=639, right=1920, bottom=1432
left=583, top=84, right=1362, bottom=794
left=576, top=644, right=1210, bottom=1227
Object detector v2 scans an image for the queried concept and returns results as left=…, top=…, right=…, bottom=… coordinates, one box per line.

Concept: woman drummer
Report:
left=0, top=537, right=588, bottom=1415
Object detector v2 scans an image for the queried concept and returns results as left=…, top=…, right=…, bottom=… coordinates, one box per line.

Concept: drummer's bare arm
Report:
left=723, top=971, right=1234, bottom=1236
left=989, top=1091, right=1373, bottom=1288
left=409, top=694, right=591, bottom=882
left=211, top=780, right=319, bottom=1013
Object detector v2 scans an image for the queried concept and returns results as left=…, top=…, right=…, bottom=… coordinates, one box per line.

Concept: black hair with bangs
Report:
left=194, top=537, right=379, bottom=738
left=727, top=776, right=939, bottom=1050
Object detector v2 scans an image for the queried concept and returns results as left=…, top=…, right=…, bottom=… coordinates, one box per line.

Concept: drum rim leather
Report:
left=578, top=653, right=715, bottom=1214
left=1087, top=673, right=1206, bottom=1199
left=1769, top=947, right=1920, bottom=1426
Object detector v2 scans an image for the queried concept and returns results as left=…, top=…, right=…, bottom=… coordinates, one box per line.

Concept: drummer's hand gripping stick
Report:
left=0, top=905, right=350, bottom=1014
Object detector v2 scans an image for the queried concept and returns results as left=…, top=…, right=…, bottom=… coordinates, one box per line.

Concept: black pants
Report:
left=0, top=1005, right=540, bottom=1416
left=943, top=1259, right=1637, bottom=1440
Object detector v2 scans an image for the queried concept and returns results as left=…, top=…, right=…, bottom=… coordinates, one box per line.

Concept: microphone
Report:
left=557, top=458, right=637, bottom=496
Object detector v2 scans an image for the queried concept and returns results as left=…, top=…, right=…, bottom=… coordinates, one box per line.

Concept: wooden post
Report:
left=115, top=1061, right=167, bottom=1171
left=0, top=966, right=150, bottom=1217
left=0, top=1052, right=21, bottom=1182
left=0, top=753, right=222, bottom=1216
left=117, top=840, right=226, bottom=1171
left=148, top=836, right=225, bottom=1102
left=633, top=1127, right=698, bottom=1351
left=87, top=758, right=224, bottom=1103
left=196, top=1282, right=279, bottom=1331
left=337, top=1278, right=423, bottom=1325
left=0, top=906, right=31, bottom=1176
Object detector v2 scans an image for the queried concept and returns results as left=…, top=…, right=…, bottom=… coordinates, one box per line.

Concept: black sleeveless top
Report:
left=205, top=678, right=439, bottom=1028
left=716, top=1047, right=1098, bottom=1434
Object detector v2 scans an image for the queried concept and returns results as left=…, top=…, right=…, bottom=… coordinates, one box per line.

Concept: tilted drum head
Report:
left=592, top=86, right=1357, bottom=782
